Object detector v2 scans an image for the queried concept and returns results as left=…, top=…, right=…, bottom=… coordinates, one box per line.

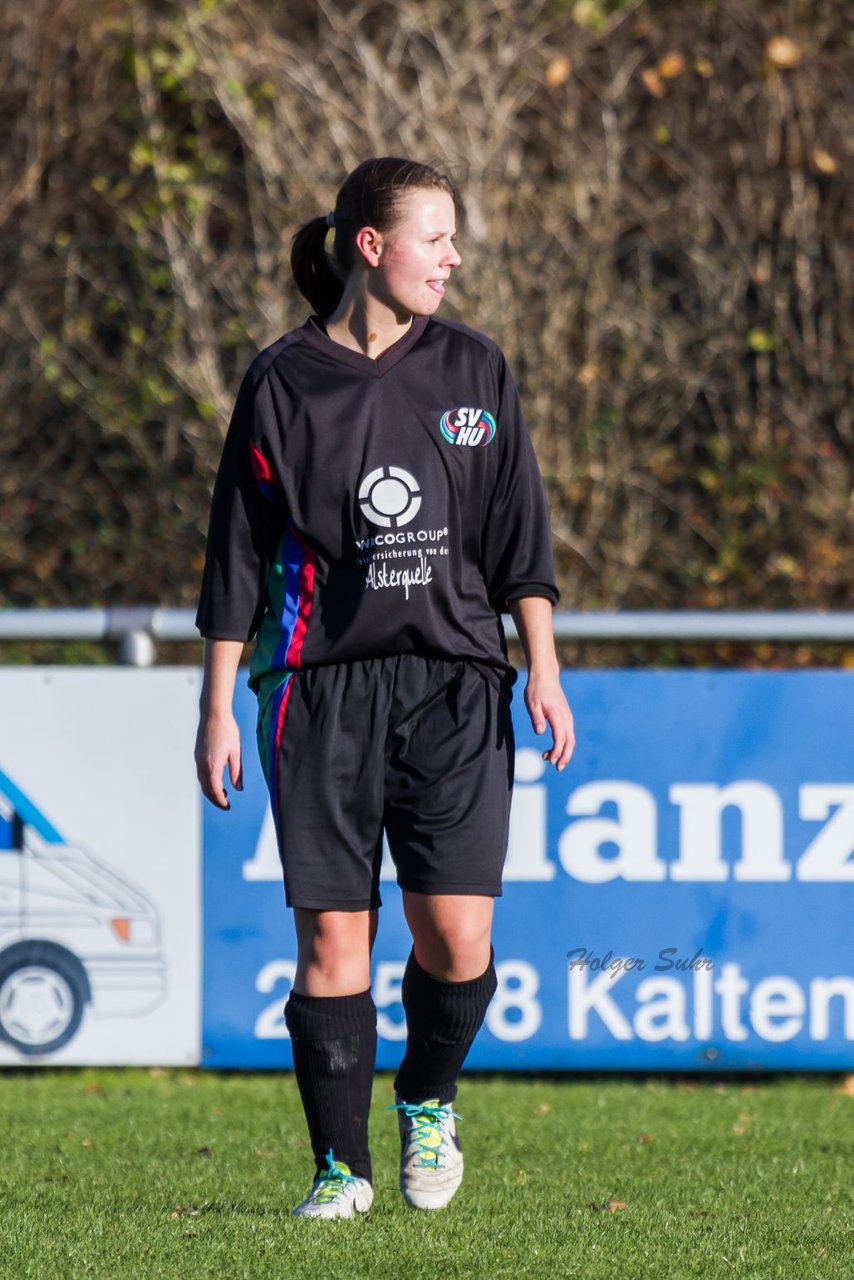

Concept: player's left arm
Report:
left=509, top=596, right=575, bottom=771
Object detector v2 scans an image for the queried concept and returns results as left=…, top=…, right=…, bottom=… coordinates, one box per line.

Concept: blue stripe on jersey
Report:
left=271, top=523, right=306, bottom=672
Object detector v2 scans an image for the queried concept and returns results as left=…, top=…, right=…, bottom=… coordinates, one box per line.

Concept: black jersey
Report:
left=195, top=314, right=558, bottom=703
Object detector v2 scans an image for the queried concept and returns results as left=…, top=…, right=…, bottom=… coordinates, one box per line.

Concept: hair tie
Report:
left=326, top=210, right=335, bottom=228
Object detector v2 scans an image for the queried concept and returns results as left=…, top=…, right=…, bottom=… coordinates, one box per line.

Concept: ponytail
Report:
left=291, top=157, right=460, bottom=318
left=290, top=216, right=345, bottom=317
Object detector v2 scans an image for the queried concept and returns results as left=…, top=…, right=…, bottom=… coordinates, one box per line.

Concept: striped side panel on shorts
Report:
left=262, top=523, right=317, bottom=831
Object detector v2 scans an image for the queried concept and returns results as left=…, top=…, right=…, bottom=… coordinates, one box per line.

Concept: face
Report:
left=364, top=189, right=462, bottom=318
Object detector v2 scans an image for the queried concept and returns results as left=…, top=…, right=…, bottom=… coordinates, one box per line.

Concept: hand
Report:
left=195, top=708, right=243, bottom=809
left=524, top=671, right=575, bottom=771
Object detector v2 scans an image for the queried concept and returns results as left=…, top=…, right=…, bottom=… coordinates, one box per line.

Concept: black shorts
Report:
left=271, top=654, right=514, bottom=911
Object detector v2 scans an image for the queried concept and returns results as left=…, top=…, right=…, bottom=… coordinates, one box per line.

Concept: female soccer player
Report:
left=195, top=157, right=574, bottom=1218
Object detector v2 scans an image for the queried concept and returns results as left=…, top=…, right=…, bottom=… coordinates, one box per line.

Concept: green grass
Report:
left=0, top=1070, right=850, bottom=1279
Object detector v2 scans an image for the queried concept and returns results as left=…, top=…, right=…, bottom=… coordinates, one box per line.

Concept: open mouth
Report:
left=426, top=280, right=446, bottom=296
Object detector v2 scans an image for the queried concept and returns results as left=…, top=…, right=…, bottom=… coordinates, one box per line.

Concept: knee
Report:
left=295, top=910, right=371, bottom=995
left=415, top=915, right=492, bottom=982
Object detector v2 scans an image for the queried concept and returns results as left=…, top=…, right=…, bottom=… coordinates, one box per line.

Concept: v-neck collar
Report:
left=301, top=314, right=429, bottom=377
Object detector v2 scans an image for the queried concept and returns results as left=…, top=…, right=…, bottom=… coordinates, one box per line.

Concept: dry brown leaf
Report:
left=546, top=55, right=572, bottom=88
left=641, top=67, right=666, bottom=98
left=835, top=1074, right=854, bottom=1095
left=766, top=36, right=802, bottom=68
left=81, top=1139, right=91, bottom=1148
left=658, top=52, right=685, bottom=79
left=83, top=1084, right=103, bottom=1095
left=607, top=1199, right=628, bottom=1213
left=254, top=1148, right=274, bottom=1158
left=576, top=361, right=600, bottom=388
left=813, top=149, right=838, bottom=175
left=534, top=1102, right=551, bottom=1116
left=694, top=57, right=714, bottom=78
left=637, top=1132, right=654, bottom=1144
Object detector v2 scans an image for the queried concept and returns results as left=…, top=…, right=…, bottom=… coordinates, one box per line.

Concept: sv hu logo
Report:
left=440, top=407, right=497, bottom=447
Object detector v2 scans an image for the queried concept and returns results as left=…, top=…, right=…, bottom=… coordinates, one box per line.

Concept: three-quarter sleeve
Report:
left=480, top=355, right=560, bottom=613
left=195, top=369, right=287, bottom=641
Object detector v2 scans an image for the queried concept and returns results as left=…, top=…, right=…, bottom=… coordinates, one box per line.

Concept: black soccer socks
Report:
left=394, top=947, right=498, bottom=1106
left=284, top=987, right=377, bottom=1182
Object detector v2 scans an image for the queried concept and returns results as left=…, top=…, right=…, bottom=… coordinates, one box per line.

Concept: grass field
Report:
left=0, top=1069, right=850, bottom=1279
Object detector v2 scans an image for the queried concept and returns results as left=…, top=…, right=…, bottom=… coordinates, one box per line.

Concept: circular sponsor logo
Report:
left=358, top=466, right=422, bottom=529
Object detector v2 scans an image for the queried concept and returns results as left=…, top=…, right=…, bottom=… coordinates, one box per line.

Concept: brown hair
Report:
left=290, top=157, right=460, bottom=316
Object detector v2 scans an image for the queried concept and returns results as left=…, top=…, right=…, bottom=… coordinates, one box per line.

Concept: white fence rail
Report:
left=1, top=608, right=853, bottom=666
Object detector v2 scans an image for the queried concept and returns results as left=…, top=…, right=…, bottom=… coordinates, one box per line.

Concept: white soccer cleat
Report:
left=391, top=1096, right=464, bottom=1210
left=291, top=1149, right=373, bottom=1219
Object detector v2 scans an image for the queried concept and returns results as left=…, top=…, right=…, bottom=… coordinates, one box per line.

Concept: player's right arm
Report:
left=194, top=365, right=288, bottom=809
left=195, top=638, right=245, bottom=809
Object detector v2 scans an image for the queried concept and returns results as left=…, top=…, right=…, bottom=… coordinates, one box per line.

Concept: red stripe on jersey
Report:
left=286, top=540, right=316, bottom=667
left=251, top=443, right=281, bottom=488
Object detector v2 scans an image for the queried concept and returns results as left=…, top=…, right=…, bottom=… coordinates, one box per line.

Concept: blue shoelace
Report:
left=311, top=1148, right=358, bottom=1203
left=389, top=1101, right=462, bottom=1168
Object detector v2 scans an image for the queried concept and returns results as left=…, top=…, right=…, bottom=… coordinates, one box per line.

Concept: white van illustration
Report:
left=0, top=767, right=166, bottom=1056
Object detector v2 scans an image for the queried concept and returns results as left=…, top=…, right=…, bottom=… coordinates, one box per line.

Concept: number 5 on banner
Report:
left=374, top=962, right=407, bottom=1041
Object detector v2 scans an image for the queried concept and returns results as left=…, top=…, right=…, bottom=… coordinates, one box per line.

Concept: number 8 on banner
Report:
left=486, top=961, right=542, bottom=1042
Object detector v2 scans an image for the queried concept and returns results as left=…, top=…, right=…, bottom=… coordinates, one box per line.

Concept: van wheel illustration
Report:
left=0, top=944, right=90, bottom=1056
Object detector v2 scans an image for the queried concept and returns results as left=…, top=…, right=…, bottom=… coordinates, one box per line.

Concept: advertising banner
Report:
left=1, top=666, right=850, bottom=1069
left=0, top=670, right=201, bottom=1066
left=203, top=671, right=854, bottom=1072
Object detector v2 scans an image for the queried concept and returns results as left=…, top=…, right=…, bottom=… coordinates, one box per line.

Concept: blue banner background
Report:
left=203, top=671, right=854, bottom=1071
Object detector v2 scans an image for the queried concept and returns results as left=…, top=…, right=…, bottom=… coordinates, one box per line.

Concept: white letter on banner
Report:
left=504, top=749, right=555, bottom=881
left=669, top=782, right=789, bottom=881
left=380, top=833, right=395, bottom=881
left=713, top=963, right=750, bottom=1041
left=633, top=977, right=691, bottom=1042
left=558, top=782, right=662, bottom=882
left=797, top=786, right=854, bottom=881
left=809, top=978, right=854, bottom=1040
left=693, top=963, right=714, bottom=1040
left=749, top=977, right=805, bottom=1041
left=243, top=807, right=280, bottom=881
left=567, top=965, right=633, bottom=1039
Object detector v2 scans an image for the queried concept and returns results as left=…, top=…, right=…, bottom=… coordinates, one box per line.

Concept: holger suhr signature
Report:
left=566, top=947, right=714, bottom=980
